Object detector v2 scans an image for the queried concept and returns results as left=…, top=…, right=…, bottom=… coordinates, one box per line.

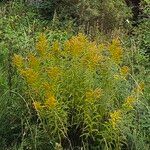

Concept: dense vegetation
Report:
left=0, top=0, right=149, bottom=149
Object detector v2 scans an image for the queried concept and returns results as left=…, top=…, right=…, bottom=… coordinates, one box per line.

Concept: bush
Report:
left=12, top=33, right=145, bottom=149
left=36, top=0, right=131, bottom=33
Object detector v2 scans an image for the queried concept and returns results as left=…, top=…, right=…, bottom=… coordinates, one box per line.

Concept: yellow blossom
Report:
left=45, top=95, right=57, bottom=108
left=85, top=88, right=103, bottom=102
left=20, top=68, right=39, bottom=84
left=28, top=53, right=39, bottom=68
left=36, top=33, right=48, bottom=55
left=64, top=33, right=88, bottom=56
left=12, top=54, right=24, bottom=68
left=47, top=67, right=61, bottom=79
left=82, top=52, right=102, bottom=69
left=108, top=38, right=123, bottom=64
left=51, top=40, right=60, bottom=54
left=110, top=110, right=122, bottom=129
left=42, top=82, right=53, bottom=92
left=33, top=101, right=42, bottom=110
left=120, top=66, right=130, bottom=76
left=123, top=96, right=136, bottom=110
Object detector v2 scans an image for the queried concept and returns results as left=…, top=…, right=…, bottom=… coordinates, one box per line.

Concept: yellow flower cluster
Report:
left=64, top=33, right=88, bottom=56
left=82, top=42, right=103, bottom=68
left=33, top=94, right=57, bottom=111
left=51, top=40, right=60, bottom=54
left=42, top=82, right=53, bottom=93
left=123, top=96, right=136, bottom=110
left=120, top=66, right=130, bottom=76
left=85, top=88, right=103, bottom=102
left=28, top=53, right=40, bottom=68
left=47, top=67, right=61, bottom=79
left=12, top=54, right=23, bottom=68
left=36, top=33, right=48, bottom=55
left=110, top=110, right=122, bottom=129
left=20, top=68, right=39, bottom=85
left=33, top=101, right=42, bottom=110
left=45, top=94, right=57, bottom=108
left=109, top=39, right=123, bottom=64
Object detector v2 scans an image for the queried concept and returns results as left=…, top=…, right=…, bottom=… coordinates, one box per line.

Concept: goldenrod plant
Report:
left=12, top=33, right=145, bottom=149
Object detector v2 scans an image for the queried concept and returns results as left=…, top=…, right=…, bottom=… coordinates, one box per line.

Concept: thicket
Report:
left=36, top=0, right=131, bottom=33
left=0, top=0, right=149, bottom=150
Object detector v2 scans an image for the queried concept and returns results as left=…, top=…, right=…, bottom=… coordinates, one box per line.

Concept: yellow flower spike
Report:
left=36, top=33, right=48, bottom=55
left=28, top=53, right=39, bottom=68
left=12, top=54, right=24, bottom=68
left=83, top=52, right=102, bottom=69
left=20, top=68, right=39, bottom=85
left=123, top=96, right=136, bottom=110
left=33, top=101, right=42, bottom=111
left=64, top=33, right=88, bottom=56
left=85, top=88, right=103, bottom=102
left=120, top=66, right=130, bottom=76
left=45, top=94, right=57, bottom=108
left=42, top=82, right=53, bottom=92
left=108, top=38, right=123, bottom=64
left=47, top=67, right=61, bottom=79
left=110, top=110, right=122, bottom=129
left=51, top=40, right=60, bottom=54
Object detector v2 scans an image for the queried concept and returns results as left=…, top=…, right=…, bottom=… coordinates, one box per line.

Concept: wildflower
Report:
left=108, top=38, right=123, bottom=64
left=120, top=66, right=130, bottom=76
left=28, top=53, right=39, bottom=68
left=123, top=96, right=136, bottom=110
left=85, top=88, right=103, bottom=102
left=20, top=68, right=39, bottom=84
left=51, top=40, right=60, bottom=54
left=33, top=101, right=42, bottom=110
left=42, top=82, right=52, bottom=92
left=110, top=110, right=122, bottom=129
left=64, top=33, right=87, bottom=56
left=47, top=67, right=61, bottom=79
left=12, top=54, right=24, bottom=68
left=36, top=33, right=48, bottom=55
left=45, top=94, right=57, bottom=108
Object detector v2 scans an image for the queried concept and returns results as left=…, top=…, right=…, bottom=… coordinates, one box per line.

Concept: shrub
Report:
left=13, top=33, right=145, bottom=149
left=35, top=0, right=131, bottom=33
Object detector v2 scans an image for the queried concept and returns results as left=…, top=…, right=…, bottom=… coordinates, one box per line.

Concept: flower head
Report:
left=64, top=33, right=88, bottom=56
left=120, top=66, right=130, bottom=76
left=123, top=96, right=136, bottom=110
left=33, top=101, right=42, bottom=110
left=45, top=94, right=57, bottom=108
left=108, top=39, right=123, bottom=64
left=12, top=54, right=24, bottom=68
left=110, top=110, right=122, bottom=129
left=85, top=88, right=103, bottom=102
left=28, top=53, right=39, bottom=68
left=36, top=33, right=48, bottom=55
left=47, top=67, right=61, bottom=79
left=20, top=68, right=39, bottom=85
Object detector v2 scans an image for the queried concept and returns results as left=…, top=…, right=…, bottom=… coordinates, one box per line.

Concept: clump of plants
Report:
left=13, top=33, right=145, bottom=149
